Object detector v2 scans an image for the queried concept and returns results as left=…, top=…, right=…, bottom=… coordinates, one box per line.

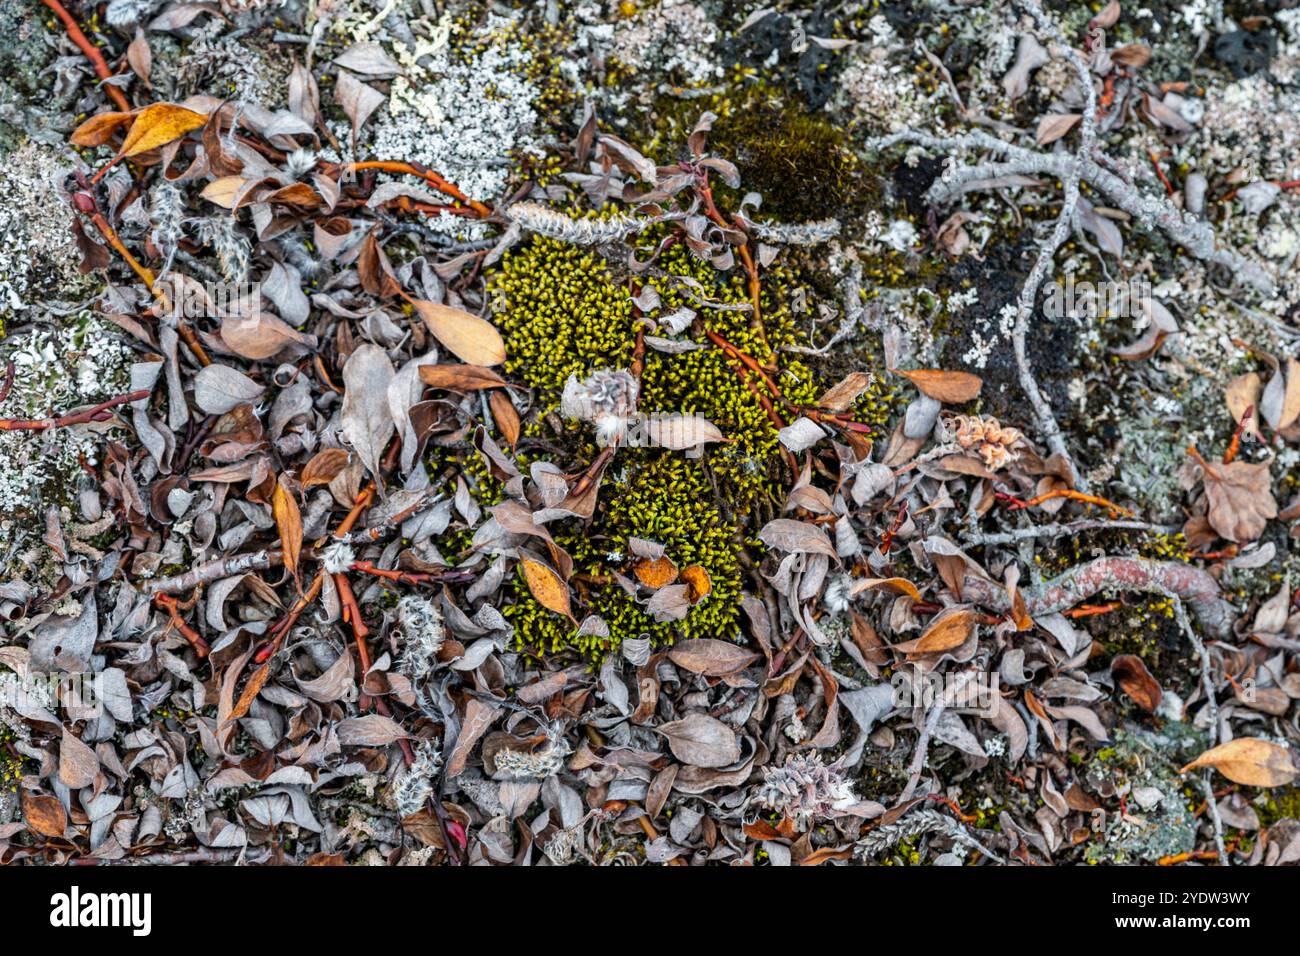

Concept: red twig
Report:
left=41, top=0, right=131, bottom=111
left=1222, top=404, right=1252, bottom=464
left=152, top=593, right=210, bottom=658
left=1148, top=150, right=1175, bottom=196
left=0, top=389, right=149, bottom=432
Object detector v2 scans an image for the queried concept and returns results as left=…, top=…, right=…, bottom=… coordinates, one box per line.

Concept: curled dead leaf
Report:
left=301, top=448, right=351, bottom=491
left=680, top=564, right=712, bottom=604
left=1110, top=654, right=1162, bottom=714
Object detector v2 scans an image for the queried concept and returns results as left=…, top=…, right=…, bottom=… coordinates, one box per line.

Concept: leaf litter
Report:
left=0, top=0, right=1298, bottom=871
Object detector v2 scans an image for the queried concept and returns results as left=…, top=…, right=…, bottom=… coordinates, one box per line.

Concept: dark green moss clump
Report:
left=651, top=80, right=870, bottom=222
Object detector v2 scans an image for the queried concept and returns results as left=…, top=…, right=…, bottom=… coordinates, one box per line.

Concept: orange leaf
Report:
left=1111, top=654, right=1163, bottom=714
left=21, top=791, right=67, bottom=839
left=489, top=390, right=520, bottom=445
left=634, top=556, right=679, bottom=589
left=272, top=476, right=303, bottom=586
left=680, top=564, right=712, bottom=604
left=419, top=364, right=507, bottom=391
left=895, top=368, right=983, bottom=403
left=850, top=577, right=922, bottom=601
left=301, top=448, right=351, bottom=491
left=70, top=110, right=135, bottom=147
left=228, top=661, right=272, bottom=724
left=899, top=608, right=977, bottom=656
left=520, top=557, right=573, bottom=621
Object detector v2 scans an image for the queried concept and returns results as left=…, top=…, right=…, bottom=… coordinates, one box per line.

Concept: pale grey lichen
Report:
left=364, top=14, right=546, bottom=233
left=0, top=141, right=87, bottom=312
left=0, top=313, right=133, bottom=575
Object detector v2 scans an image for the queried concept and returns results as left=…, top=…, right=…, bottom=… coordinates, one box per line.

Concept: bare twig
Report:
left=959, top=556, right=1235, bottom=639
left=40, top=0, right=132, bottom=111
left=962, top=519, right=1179, bottom=547
left=142, top=549, right=283, bottom=595
left=899, top=670, right=978, bottom=804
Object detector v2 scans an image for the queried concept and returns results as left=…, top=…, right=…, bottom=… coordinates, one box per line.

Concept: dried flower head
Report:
left=754, top=753, right=858, bottom=831
left=397, top=595, right=445, bottom=680
left=560, top=369, right=639, bottom=446
left=284, top=149, right=319, bottom=180
left=492, top=737, right=572, bottom=781
left=947, top=414, right=1024, bottom=471
left=320, top=541, right=356, bottom=574
left=192, top=215, right=252, bottom=285
left=391, top=739, right=443, bottom=817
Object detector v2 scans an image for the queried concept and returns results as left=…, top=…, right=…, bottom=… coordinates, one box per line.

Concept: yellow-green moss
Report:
left=503, top=455, right=744, bottom=659
left=495, top=234, right=636, bottom=400
left=485, top=220, right=893, bottom=662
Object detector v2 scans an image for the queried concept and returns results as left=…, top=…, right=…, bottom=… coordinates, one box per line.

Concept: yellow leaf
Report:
left=1180, top=738, right=1298, bottom=787
left=413, top=300, right=506, bottom=367
left=520, top=557, right=573, bottom=621
left=119, top=102, right=208, bottom=158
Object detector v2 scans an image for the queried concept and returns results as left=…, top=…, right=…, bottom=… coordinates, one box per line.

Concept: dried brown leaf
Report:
left=895, top=368, right=983, bottom=403
left=1110, top=654, right=1162, bottom=714
left=657, top=712, right=740, bottom=768
left=1181, top=738, right=1298, bottom=787
left=1195, top=454, right=1277, bottom=543
left=413, top=301, right=506, bottom=367
left=668, top=639, right=758, bottom=676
